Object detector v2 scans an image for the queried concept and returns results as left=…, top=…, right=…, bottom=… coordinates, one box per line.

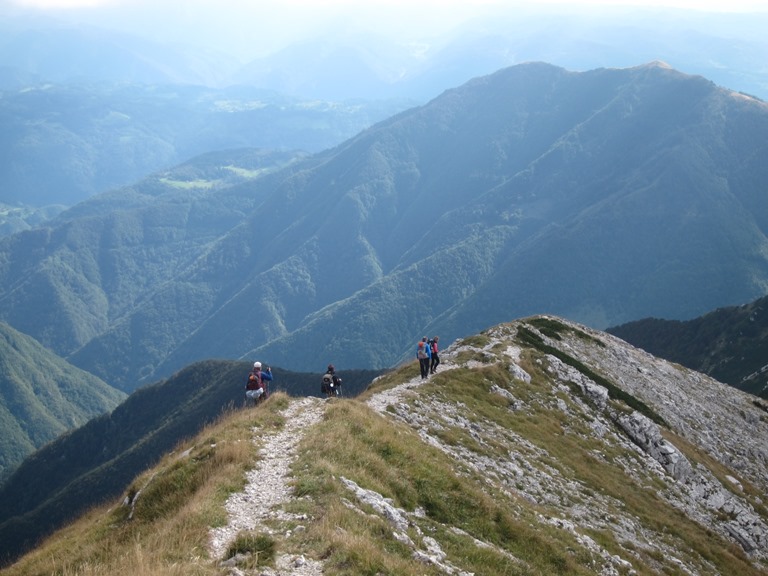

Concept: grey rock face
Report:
left=615, top=411, right=693, bottom=481
left=371, top=317, right=768, bottom=573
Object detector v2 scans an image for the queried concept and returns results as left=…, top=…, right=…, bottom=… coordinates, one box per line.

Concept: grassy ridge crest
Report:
left=4, top=320, right=765, bottom=575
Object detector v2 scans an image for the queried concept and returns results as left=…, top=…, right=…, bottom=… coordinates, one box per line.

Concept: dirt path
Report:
left=366, top=360, right=457, bottom=413
left=208, top=396, right=326, bottom=574
left=207, top=356, right=457, bottom=573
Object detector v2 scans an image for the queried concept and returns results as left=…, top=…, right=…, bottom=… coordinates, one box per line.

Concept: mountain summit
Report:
left=1, top=62, right=767, bottom=390
left=3, top=316, right=767, bottom=574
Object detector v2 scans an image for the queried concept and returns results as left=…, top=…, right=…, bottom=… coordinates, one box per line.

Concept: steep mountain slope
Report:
left=0, top=358, right=380, bottom=565
left=4, top=316, right=768, bottom=574
left=608, top=294, right=768, bottom=398
left=0, top=321, right=124, bottom=482
left=1, top=62, right=768, bottom=392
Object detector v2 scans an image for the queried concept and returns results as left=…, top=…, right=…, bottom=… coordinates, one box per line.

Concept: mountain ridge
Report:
left=3, top=315, right=767, bottom=574
left=0, top=82, right=412, bottom=209
left=4, top=7, right=768, bottom=102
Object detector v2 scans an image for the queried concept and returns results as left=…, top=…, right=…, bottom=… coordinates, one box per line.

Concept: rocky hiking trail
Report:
left=208, top=356, right=457, bottom=575
left=208, top=396, right=326, bottom=575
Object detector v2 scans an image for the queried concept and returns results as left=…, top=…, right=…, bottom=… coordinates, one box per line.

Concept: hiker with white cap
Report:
left=245, top=361, right=273, bottom=406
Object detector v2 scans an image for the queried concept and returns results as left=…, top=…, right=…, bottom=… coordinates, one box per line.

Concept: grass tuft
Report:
left=225, top=531, right=276, bottom=565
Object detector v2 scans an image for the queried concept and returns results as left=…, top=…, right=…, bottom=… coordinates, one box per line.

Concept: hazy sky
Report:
left=8, top=0, right=768, bottom=9
left=3, top=0, right=767, bottom=62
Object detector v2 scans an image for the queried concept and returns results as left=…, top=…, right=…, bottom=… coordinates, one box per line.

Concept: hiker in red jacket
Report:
left=429, top=336, right=440, bottom=374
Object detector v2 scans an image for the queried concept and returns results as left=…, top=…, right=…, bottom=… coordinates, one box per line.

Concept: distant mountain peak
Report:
left=642, top=59, right=673, bottom=69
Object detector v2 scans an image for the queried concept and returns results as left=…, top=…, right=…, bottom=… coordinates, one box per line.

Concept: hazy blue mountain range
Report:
left=0, top=359, right=381, bottom=565
left=0, top=321, right=125, bottom=482
left=0, top=24, right=237, bottom=88
left=0, top=81, right=412, bottom=210
left=233, top=9, right=768, bottom=102
left=608, top=294, right=768, bottom=398
left=1, top=62, right=767, bottom=394
left=2, top=7, right=767, bottom=102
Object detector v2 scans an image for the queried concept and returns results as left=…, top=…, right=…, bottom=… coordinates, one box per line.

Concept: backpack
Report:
left=321, top=373, right=333, bottom=394
left=247, top=371, right=262, bottom=390
left=417, top=344, right=428, bottom=359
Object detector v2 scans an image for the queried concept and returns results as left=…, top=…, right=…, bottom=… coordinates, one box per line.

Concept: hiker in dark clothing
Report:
left=246, top=361, right=273, bottom=405
left=430, top=336, right=440, bottom=374
left=321, top=364, right=342, bottom=397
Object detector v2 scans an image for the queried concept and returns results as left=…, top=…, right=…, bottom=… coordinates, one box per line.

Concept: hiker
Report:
left=430, top=336, right=440, bottom=374
left=417, top=338, right=431, bottom=379
left=321, top=364, right=342, bottom=397
left=245, top=361, right=273, bottom=405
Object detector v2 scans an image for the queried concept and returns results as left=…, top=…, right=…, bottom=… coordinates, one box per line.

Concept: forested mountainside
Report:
left=0, top=321, right=124, bottom=482
left=608, top=293, right=768, bottom=398
left=3, top=316, right=767, bottom=574
left=0, top=82, right=411, bottom=209
left=0, top=62, right=767, bottom=394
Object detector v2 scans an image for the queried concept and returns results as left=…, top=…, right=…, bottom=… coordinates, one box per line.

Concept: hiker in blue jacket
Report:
left=245, top=361, right=273, bottom=405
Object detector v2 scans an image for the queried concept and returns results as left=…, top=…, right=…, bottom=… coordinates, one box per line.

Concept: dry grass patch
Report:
left=3, top=394, right=292, bottom=576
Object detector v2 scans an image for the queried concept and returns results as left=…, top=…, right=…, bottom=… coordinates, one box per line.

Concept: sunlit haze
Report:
left=4, top=0, right=767, bottom=60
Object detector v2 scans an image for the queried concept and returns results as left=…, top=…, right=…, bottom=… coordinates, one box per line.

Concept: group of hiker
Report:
left=416, top=336, right=440, bottom=379
left=244, top=334, right=441, bottom=405
left=244, top=361, right=342, bottom=405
